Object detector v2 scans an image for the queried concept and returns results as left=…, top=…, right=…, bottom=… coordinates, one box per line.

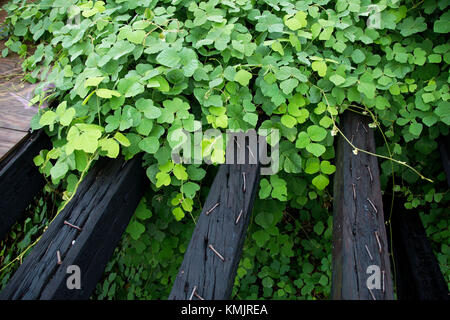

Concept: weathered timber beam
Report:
left=0, top=155, right=146, bottom=300
left=169, top=137, right=261, bottom=300
left=388, top=198, right=449, bottom=300
left=332, top=111, right=394, bottom=300
left=0, top=130, right=51, bottom=241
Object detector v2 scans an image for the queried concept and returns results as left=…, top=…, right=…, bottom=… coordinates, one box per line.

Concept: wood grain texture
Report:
left=0, top=0, right=48, bottom=159
left=0, top=130, right=50, bottom=241
left=332, top=111, right=394, bottom=300
left=169, top=138, right=261, bottom=300
left=0, top=127, right=28, bottom=160
left=0, top=156, right=147, bottom=300
left=389, top=203, right=449, bottom=300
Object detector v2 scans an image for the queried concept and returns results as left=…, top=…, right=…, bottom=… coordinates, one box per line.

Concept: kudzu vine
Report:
left=1, top=0, right=449, bottom=298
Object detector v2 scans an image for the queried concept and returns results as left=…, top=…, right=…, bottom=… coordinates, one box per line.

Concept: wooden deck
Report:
left=0, top=1, right=46, bottom=160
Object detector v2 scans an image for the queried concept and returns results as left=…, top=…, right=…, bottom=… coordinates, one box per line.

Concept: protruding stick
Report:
left=208, top=244, right=225, bottom=261
left=367, top=198, right=378, bottom=214
left=234, top=136, right=241, bottom=149
left=247, top=145, right=256, bottom=162
left=56, top=250, right=62, bottom=265
left=365, top=244, right=373, bottom=261
left=351, top=183, right=356, bottom=200
left=360, top=122, right=368, bottom=133
left=235, top=209, right=243, bottom=225
left=368, top=288, right=376, bottom=300
left=205, top=202, right=219, bottom=215
left=189, top=286, right=197, bottom=300
left=375, top=231, right=382, bottom=253
left=242, top=172, right=246, bottom=193
left=367, top=166, right=373, bottom=182
left=194, top=292, right=204, bottom=300
left=64, top=220, right=82, bottom=231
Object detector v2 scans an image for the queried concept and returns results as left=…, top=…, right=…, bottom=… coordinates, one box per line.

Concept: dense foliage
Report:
left=1, top=0, right=449, bottom=298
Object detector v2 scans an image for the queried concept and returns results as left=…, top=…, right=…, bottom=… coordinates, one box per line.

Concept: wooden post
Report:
left=169, top=137, right=261, bottom=300
left=0, top=130, right=51, bottom=241
left=0, top=156, right=146, bottom=299
left=389, top=198, right=449, bottom=300
left=332, top=111, right=394, bottom=300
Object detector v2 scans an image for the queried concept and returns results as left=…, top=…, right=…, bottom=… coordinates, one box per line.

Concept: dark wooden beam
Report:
left=0, top=130, right=51, bottom=241
left=0, top=155, right=146, bottom=300
left=332, top=111, right=394, bottom=300
left=169, top=138, right=261, bottom=300
left=388, top=198, right=449, bottom=300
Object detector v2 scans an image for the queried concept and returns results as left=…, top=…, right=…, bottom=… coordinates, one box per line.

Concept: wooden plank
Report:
left=332, top=111, right=394, bottom=300
left=0, top=127, right=28, bottom=160
left=169, top=142, right=260, bottom=300
left=0, top=155, right=147, bottom=300
left=0, top=1, right=49, bottom=157
left=0, top=130, right=50, bottom=241
left=388, top=198, right=449, bottom=300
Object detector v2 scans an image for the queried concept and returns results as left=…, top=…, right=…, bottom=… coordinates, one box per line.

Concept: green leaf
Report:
left=259, top=178, right=272, bottom=199
left=39, top=110, right=57, bottom=126
left=305, top=158, right=320, bottom=174
left=172, top=207, right=185, bottom=221
left=284, top=11, right=307, bottom=31
left=262, top=277, right=274, bottom=288
left=306, top=143, right=326, bottom=157
left=117, top=77, right=144, bottom=97
left=99, top=138, right=120, bottom=158
left=156, top=172, right=171, bottom=188
left=329, top=74, right=345, bottom=86
left=255, top=212, right=274, bottom=229
left=114, top=132, right=131, bottom=147
left=60, top=108, right=76, bottom=126
left=312, top=174, right=329, bottom=190
left=281, top=114, right=297, bottom=128
left=96, top=88, right=121, bottom=98
left=136, top=98, right=161, bottom=119
left=182, top=182, right=200, bottom=198
left=270, top=175, right=287, bottom=201
left=296, top=132, right=310, bottom=148
left=138, top=137, right=160, bottom=154
left=280, top=78, right=299, bottom=94
left=351, top=49, right=365, bottom=64
left=127, top=30, right=146, bottom=44
left=186, top=166, right=206, bottom=181
left=135, top=198, right=152, bottom=220
left=108, top=40, right=135, bottom=60
left=173, top=164, right=188, bottom=180
left=271, top=41, right=284, bottom=56
left=320, top=161, right=336, bottom=174
left=313, top=221, right=325, bottom=235
left=156, top=48, right=180, bottom=68
left=234, top=69, right=252, bottom=86
left=409, top=122, right=423, bottom=136
left=307, top=125, right=327, bottom=142
left=311, top=60, right=327, bottom=77
left=50, top=162, right=68, bottom=181
left=357, top=72, right=376, bottom=99
left=84, top=77, right=105, bottom=87
left=126, top=221, right=145, bottom=240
